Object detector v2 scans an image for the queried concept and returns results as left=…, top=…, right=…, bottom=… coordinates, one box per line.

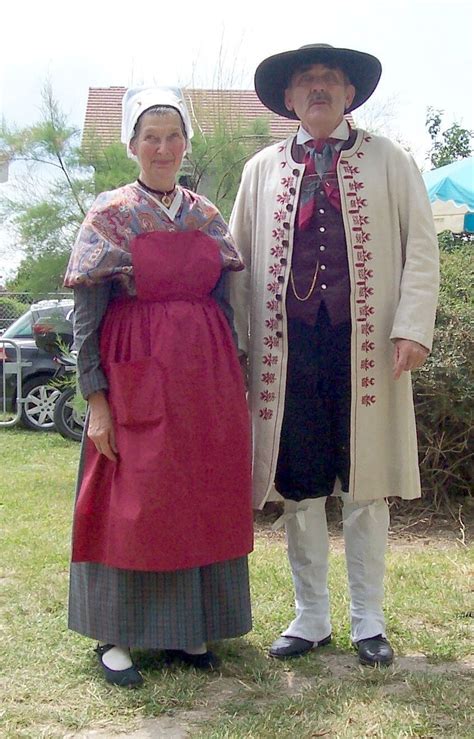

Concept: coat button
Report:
left=292, top=169, right=300, bottom=176
left=321, top=284, right=327, bottom=290
left=319, top=226, right=326, bottom=233
left=319, top=245, right=326, bottom=251
left=320, top=264, right=326, bottom=270
left=283, top=222, right=290, bottom=229
left=286, top=204, right=293, bottom=212
left=276, top=331, right=283, bottom=338
left=289, top=187, right=296, bottom=195
left=319, top=208, right=325, bottom=214
left=277, top=276, right=284, bottom=283
left=276, top=313, right=283, bottom=320
left=282, top=239, right=289, bottom=247
left=276, top=294, right=282, bottom=301
left=280, top=258, right=287, bottom=265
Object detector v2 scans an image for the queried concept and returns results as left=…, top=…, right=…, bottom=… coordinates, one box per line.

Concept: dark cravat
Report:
left=298, top=138, right=340, bottom=230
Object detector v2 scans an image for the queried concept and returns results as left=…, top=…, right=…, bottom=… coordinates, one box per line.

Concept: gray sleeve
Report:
left=211, top=270, right=239, bottom=350
left=73, top=283, right=111, bottom=399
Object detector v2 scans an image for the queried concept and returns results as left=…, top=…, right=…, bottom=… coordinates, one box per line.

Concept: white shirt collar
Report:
left=296, top=118, right=350, bottom=145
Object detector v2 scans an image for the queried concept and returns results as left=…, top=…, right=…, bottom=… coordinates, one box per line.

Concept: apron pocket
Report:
left=108, top=356, right=165, bottom=426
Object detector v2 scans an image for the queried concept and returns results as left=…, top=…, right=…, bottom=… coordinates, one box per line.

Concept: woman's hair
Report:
left=131, top=105, right=187, bottom=144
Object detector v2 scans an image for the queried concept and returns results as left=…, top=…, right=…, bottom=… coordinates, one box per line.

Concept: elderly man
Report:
left=229, top=44, right=439, bottom=667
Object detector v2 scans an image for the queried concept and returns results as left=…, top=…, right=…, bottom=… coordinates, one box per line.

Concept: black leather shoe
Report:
left=95, top=644, right=143, bottom=687
left=164, top=649, right=221, bottom=670
left=356, top=635, right=394, bottom=667
left=269, top=634, right=332, bottom=659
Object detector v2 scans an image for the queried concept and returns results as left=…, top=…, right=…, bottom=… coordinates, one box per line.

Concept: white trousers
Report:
left=278, top=496, right=389, bottom=643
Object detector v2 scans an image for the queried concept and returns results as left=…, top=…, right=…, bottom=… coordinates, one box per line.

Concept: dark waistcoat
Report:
left=286, top=131, right=357, bottom=326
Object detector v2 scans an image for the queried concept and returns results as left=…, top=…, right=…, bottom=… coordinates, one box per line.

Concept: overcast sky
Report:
left=0, top=0, right=473, bottom=277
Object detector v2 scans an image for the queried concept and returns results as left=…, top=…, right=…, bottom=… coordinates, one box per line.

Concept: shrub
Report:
left=0, top=295, right=27, bottom=331
left=414, top=244, right=473, bottom=506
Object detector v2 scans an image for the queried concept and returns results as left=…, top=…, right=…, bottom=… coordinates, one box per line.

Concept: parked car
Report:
left=0, top=299, right=74, bottom=431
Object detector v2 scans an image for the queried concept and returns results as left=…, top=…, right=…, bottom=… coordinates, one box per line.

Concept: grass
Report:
left=0, top=428, right=473, bottom=738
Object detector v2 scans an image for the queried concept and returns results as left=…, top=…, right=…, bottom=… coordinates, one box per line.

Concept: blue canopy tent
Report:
left=423, top=157, right=474, bottom=233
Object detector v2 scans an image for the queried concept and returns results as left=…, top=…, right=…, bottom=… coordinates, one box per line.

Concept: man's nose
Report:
left=310, top=76, right=325, bottom=91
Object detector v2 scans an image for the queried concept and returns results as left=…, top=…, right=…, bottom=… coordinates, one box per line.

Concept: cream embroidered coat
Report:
left=229, top=128, right=439, bottom=509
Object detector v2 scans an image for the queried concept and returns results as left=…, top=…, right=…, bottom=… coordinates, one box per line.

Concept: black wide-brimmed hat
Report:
left=254, top=43, right=382, bottom=118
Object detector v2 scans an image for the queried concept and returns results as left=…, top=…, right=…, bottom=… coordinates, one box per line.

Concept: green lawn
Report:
left=0, top=428, right=472, bottom=738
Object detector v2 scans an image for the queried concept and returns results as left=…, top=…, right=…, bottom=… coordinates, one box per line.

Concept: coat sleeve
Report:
left=228, top=162, right=254, bottom=355
left=389, top=150, right=439, bottom=351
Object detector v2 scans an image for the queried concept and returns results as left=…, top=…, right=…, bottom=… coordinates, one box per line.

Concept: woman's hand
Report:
left=87, top=391, right=118, bottom=462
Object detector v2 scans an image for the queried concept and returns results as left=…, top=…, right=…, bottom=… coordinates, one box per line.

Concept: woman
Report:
left=64, top=87, right=253, bottom=687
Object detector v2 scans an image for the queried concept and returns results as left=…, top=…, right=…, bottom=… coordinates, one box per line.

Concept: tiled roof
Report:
left=83, top=87, right=356, bottom=146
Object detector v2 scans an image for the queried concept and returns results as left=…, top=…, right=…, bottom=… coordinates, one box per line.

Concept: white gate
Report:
left=0, top=338, right=30, bottom=427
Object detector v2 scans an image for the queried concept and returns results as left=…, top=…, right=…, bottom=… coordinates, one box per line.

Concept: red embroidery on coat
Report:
left=265, top=318, right=279, bottom=330
left=274, top=209, right=286, bottom=222
left=264, top=336, right=280, bottom=349
left=269, top=264, right=283, bottom=276
left=258, top=149, right=298, bottom=420
left=341, top=138, right=377, bottom=406
left=262, top=353, right=278, bottom=366
left=270, top=245, right=285, bottom=258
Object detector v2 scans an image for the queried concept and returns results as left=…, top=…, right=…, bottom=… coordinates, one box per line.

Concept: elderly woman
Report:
left=63, top=87, right=253, bottom=687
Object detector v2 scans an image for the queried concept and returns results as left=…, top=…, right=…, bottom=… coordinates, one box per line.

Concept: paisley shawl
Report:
left=64, top=184, right=243, bottom=292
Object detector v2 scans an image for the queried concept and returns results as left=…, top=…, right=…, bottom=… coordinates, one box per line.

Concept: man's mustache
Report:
left=307, top=92, right=332, bottom=105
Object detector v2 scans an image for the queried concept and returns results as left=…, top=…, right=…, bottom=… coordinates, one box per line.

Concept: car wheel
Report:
left=20, top=374, right=61, bottom=431
left=53, top=387, right=85, bottom=442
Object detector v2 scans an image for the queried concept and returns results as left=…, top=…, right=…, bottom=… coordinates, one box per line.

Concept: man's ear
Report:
left=284, top=88, right=294, bottom=112
left=344, top=84, right=356, bottom=111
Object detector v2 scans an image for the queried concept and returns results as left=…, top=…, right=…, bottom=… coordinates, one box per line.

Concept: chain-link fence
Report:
left=0, top=292, right=72, bottom=333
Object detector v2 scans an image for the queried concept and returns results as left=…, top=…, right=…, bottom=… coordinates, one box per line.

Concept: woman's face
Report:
left=129, top=110, right=187, bottom=190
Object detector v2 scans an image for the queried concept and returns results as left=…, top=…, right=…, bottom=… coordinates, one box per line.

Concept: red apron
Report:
left=72, top=230, right=253, bottom=571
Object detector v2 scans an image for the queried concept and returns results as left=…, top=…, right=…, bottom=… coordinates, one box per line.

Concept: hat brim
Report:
left=254, top=46, right=382, bottom=118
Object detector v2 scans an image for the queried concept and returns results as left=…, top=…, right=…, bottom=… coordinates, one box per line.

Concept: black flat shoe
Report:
left=95, top=643, right=143, bottom=687
left=164, top=649, right=221, bottom=670
left=356, top=635, right=394, bottom=667
left=269, top=634, right=332, bottom=659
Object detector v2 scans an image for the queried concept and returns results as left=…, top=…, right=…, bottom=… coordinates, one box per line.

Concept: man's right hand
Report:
left=87, top=390, right=118, bottom=462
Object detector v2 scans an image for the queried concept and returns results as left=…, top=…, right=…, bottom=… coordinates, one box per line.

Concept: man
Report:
left=229, top=44, right=439, bottom=667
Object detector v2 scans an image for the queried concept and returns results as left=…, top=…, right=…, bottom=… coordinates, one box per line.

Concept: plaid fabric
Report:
left=68, top=557, right=252, bottom=648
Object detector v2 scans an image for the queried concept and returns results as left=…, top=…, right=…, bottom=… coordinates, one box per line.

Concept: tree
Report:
left=426, top=107, right=473, bottom=168
left=0, top=84, right=93, bottom=293
left=186, top=116, right=271, bottom=221
left=0, top=84, right=136, bottom=294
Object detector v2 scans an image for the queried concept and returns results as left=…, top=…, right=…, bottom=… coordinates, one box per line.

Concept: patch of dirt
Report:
left=69, top=655, right=473, bottom=738
left=254, top=497, right=473, bottom=550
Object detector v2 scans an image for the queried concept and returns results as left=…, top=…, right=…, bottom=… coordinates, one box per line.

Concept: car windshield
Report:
left=2, top=311, right=33, bottom=338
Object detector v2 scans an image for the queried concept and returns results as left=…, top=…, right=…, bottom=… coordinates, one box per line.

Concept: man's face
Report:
left=284, top=63, right=356, bottom=134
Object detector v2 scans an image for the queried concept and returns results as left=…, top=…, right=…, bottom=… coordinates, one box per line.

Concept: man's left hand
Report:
left=392, top=339, right=429, bottom=380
